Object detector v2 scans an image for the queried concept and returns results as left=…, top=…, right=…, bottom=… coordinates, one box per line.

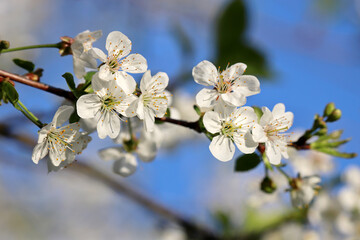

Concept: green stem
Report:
left=127, top=117, right=134, bottom=140
left=15, top=100, right=44, bottom=128
left=276, top=166, right=292, bottom=182
left=1, top=43, right=61, bottom=54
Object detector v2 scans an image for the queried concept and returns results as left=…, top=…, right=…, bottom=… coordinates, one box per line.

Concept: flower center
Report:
left=101, top=94, right=120, bottom=111
left=142, top=93, right=167, bottom=108
left=215, top=75, right=233, bottom=94
left=106, top=50, right=124, bottom=73
left=221, top=121, right=237, bottom=138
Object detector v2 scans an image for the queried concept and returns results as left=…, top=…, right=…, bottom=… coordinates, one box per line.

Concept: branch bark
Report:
left=0, top=69, right=76, bottom=101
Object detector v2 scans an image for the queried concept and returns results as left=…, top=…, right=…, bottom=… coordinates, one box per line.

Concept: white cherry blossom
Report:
left=192, top=60, right=260, bottom=114
left=290, top=175, right=321, bottom=209
left=99, top=123, right=162, bottom=177
left=32, top=105, right=82, bottom=166
left=136, top=70, right=170, bottom=132
left=252, top=103, right=294, bottom=165
left=203, top=107, right=258, bottom=162
left=92, top=31, right=147, bottom=94
left=71, top=30, right=102, bottom=79
left=76, top=73, right=137, bottom=139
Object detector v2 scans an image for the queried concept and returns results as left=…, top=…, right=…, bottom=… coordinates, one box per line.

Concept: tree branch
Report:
left=0, top=69, right=76, bottom=101
left=156, top=117, right=202, bottom=133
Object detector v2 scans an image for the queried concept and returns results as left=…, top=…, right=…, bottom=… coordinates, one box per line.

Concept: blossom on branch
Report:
left=76, top=73, right=137, bottom=139
left=252, top=103, right=294, bottom=165
left=71, top=30, right=102, bottom=79
left=203, top=107, right=258, bottom=162
left=32, top=105, right=85, bottom=166
left=290, top=175, right=321, bottom=209
left=136, top=70, right=171, bottom=132
left=92, top=31, right=147, bottom=94
left=192, top=60, right=260, bottom=114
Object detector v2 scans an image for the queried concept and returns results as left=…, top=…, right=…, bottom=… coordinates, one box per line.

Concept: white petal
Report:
left=77, top=94, right=101, bottom=119
left=73, top=57, right=86, bottom=79
left=137, top=130, right=159, bottom=162
left=260, top=107, right=273, bottom=126
left=234, top=131, right=258, bottom=154
left=90, top=47, right=107, bottom=62
left=97, top=112, right=121, bottom=139
left=150, top=72, right=169, bottom=92
left=113, top=153, right=138, bottom=177
left=234, top=75, right=261, bottom=97
left=98, top=64, right=114, bottom=81
left=120, top=53, right=147, bottom=73
left=231, top=106, right=257, bottom=127
left=139, top=70, right=152, bottom=93
left=118, top=94, right=138, bottom=117
left=192, top=60, right=218, bottom=86
left=99, top=147, right=124, bottom=161
left=195, top=88, right=218, bottom=108
left=251, top=123, right=267, bottom=143
left=213, top=98, right=235, bottom=117
left=136, top=99, right=145, bottom=119
left=114, top=71, right=136, bottom=94
left=203, top=111, right=221, bottom=134
left=221, top=63, right=247, bottom=81
left=265, top=141, right=282, bottom=165
left=143, top=108, right=155, bottom=132
left=52, top=105, right=75, bottom=127
left=32, top=141, right=49, bottom=164
left=209, top=135, right=235, bottom=162
left=220, top=91, right=246, bottom=107
left=272, top=103, right=286, bottom=118
left=106, top=31, right=132, bottom=59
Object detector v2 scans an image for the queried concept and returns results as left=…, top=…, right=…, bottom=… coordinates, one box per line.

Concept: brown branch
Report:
left=0, top=69, right=76, bottom=101
left=156, top=117, right=202, bottom=133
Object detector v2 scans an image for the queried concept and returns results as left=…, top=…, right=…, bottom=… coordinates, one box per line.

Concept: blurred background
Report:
left=0, top=0, right=359, bottom=239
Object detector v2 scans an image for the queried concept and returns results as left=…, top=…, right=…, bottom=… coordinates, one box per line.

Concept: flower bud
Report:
left=327, top=109, right=342, bottom=122
left=323, top=102, right=335, bottom=117
left=260, top=176, right=277, bottom=194
left=0, top=40, right=10, bottom=50
left=58, top=36, right=74, bottom=56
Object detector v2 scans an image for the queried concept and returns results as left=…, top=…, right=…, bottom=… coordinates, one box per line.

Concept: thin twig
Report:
left=156, top=117, right=202, bottom=133
left=0, top=69, right=76, bottom=101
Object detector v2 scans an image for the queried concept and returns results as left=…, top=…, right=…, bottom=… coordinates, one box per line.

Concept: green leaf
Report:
left=253, top=106, right=263, bottom=121
left=83, top=71, right=97, bottom=85
left=62, top=72, right=82, bottom=98
left=13, top=58, right=35, bottom=72
left=215, top=0, right=271, bottom=77
left=315, top=148, right=357, bottom=159
left=69, top=110, right=80, bottom=123
left=193, top=105, right=202, bottom=116
left=235, top=153, right=261, bottom=172
left=2, top=81, right=19, bottom=104
left=62, top=72, right=76, bottom=91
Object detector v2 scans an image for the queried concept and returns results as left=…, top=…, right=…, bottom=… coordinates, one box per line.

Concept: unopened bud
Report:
left=314, top=115, right=326, bottom=129
left=58, top=36, right=74, bottom=56
left=327, top=109, right=342, bottom=122
left=323, top=102, right=335, bottom=117
left=260, top=176, right=277, bottom=194
left=0, top=40, right=10, bottom=50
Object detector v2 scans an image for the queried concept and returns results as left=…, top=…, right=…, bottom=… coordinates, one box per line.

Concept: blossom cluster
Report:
left=30, top=29, right=328, bottom=208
